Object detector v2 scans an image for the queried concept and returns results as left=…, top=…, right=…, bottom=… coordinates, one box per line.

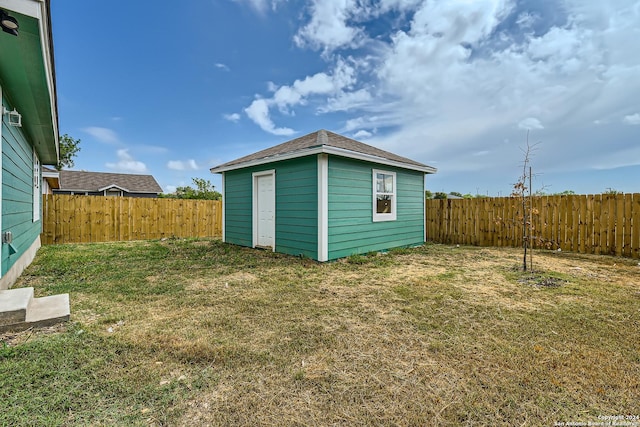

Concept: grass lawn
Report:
left=1, top=239, right=639, bottom=426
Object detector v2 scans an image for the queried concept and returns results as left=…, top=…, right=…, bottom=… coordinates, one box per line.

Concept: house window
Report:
left=33, top=149, right=40, bottom=222
left=373, top=169, right=396, bottom=222
left=104, top=189, right=123, bottom=197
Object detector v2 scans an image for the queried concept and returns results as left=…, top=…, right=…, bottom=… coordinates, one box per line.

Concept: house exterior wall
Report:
left=1, top=94, right=42, bottom=280
left=224, top=156, right=318, bottom=259
left=327, top=156, right=425, bottom=260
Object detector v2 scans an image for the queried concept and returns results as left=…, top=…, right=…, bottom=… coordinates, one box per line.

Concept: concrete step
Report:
left=0, top=287, right=34, bottom=326
left=0, top=288, right=70, bottom=333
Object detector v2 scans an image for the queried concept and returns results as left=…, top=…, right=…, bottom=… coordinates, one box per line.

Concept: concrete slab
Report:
left=25, top=294, right=70, bottom=325
left=0, top=287, right=34, bottom=325
left=0, top=292, right=70, bottom=333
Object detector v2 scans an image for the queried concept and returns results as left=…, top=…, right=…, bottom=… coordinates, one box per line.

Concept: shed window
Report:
left=373, top=169, right=396, bottom=222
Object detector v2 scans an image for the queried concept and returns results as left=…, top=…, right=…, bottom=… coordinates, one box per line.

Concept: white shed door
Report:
left=255, top=173, right=275, bottom=249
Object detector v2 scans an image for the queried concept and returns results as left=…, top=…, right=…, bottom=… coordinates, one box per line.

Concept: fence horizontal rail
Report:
left=41, top=195, right=222, bottom=245
left=426, top=194, right=640, bottom=259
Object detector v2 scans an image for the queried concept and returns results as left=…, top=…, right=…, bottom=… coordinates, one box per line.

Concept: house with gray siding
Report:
left=210, top=130, right=437, bottom=261
left=0, top=0, right=69, bottom=331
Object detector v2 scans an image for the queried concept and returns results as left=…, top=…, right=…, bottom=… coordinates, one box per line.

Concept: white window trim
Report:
left=372, top=169, right=397, bottom=222
left=33, top=149, right=41, bottom=222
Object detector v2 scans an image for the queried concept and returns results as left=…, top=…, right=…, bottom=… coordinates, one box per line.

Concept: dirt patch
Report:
left=0, top=322, right=68, bottom=347
left=534, top=252, right=640, bottom=285
left=186, top=272, right=259, bottom=291
left=517, top=273, right=564, bottom=287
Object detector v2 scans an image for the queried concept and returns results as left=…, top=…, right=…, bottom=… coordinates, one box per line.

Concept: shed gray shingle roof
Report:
left=210, top=130, right=436, bottom=173
left=57, top=170, right=163, bottom=193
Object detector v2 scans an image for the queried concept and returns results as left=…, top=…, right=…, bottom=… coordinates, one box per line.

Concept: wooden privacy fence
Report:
left=426, top=194, right=640, bottom=258
left=41, top=195, right=222, bottom=245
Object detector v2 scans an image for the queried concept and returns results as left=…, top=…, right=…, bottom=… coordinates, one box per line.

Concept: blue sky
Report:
left=51, top=0, right=640, bottom=196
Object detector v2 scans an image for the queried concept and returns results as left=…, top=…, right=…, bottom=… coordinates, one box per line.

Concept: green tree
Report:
left=56, top=134, right=81, bottom=170
left=167, top=178, right=221, bottom=200
left=449, top=191, right=463, bottom=197
left=434, top=192, right=448, bottom=199
left=425, top=190, right=433, bottom=199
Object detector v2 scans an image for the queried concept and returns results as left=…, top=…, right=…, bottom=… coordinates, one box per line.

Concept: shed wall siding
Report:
left=327, top=156, right=424, bottom=260
left=224, top=156, right=318, bottom=259
left=1, top=96, right=41, bottom=277
left=275, top=157, right=317, bottom=259
left=224, top=169, right=253, bottom=247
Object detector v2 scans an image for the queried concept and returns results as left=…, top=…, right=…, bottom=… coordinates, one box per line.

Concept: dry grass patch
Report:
left=4, top=239, right=639, bottom=426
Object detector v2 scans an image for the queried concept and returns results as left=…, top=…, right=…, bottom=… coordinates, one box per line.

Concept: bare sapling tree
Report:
left=511, top=131, right=541, bottom=271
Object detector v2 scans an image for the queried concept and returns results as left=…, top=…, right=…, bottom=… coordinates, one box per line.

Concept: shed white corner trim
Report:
left=317, top=154, right=328, bottom=262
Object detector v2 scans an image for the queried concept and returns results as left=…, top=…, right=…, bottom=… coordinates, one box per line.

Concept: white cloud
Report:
left=238, top=0, right=640, bottom=185
left=234, top=0, right=283, bottom=14
left=83, top=127, right=119, bottom=144
left=223, top=113, right=241, bottom=122
left=623, top=113, right=640, bottom=125
left=344, top=115, right=388, bottom=132
left=321, top=88, right=373, bottom=113
left=167, top=160, right=199, bottom=171
left=244, top=59, right=360, bottom=134
left=368, top=0, right=640, bottom=174
left=516, top=12, right=537, bottom=29
left=294, top=0, right=366, bottom=54
left=215, top=63, right=230, bottom=71
left=273, top=72, right=334, bottom=106
left=518, top=118, right=544, bottom=130
left=136, top=145, right=169, bottom=154
left=106, top=149, right=147, bottom=173
left=353, top=130, right=373, bottom=139
left=244, top=98, right=295, bottom=136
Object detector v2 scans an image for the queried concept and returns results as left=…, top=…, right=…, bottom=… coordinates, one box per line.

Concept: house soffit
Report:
left=0, top=2, right=58, bottom=164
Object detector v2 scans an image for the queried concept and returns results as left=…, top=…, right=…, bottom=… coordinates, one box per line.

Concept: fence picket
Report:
left=616, top=196, right=625, bottom=256
left=41, top=195, right=222, bottom=245
left=425, top=194, right=639, bottom=259
left=43, top=194, right=639, bottom=258
left=633, top=194, right=640, bottom=258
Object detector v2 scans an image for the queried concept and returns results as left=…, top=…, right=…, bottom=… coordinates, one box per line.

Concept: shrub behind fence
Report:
left=41, top=195, right=222, bottom=245
left=425, top=194, right=640, bottom=258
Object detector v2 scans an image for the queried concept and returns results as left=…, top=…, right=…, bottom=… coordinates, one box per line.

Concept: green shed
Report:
left=210, top=130, right=437, bottom=261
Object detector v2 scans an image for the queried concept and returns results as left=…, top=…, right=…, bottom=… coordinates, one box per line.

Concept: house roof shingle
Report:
left=210, top=130, right=437, bottom=173
left=57, top=170, right=163, bottom=194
